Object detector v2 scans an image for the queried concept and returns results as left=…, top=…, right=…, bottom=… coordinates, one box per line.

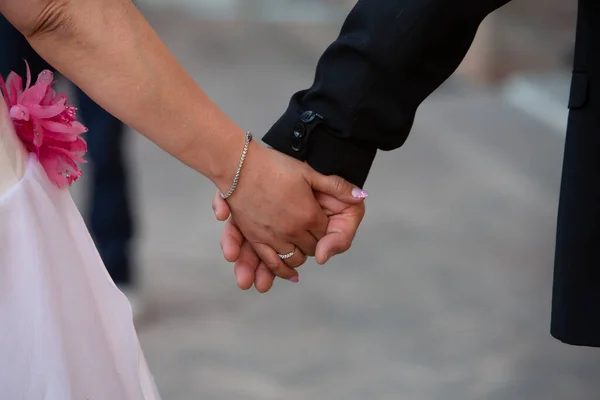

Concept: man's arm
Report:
left=263, top=0, right=510, bottom=187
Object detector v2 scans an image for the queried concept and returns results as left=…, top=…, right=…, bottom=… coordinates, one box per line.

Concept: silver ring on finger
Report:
left=277, top=248, right=295, bottom=260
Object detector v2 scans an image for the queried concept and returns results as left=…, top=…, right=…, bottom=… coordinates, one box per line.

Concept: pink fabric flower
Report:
left=0, top=62, right=88, bottom=188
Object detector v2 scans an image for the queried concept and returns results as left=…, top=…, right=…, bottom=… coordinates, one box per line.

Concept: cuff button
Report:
left=300, top=111, right=317, bottom=123
left=291, top=137, right=303, bottom=152
left=293, top=123, right=306, bottom=138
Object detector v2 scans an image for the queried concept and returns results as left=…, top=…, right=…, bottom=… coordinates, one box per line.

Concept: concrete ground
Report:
left=70, top=6, right=599, bottom=400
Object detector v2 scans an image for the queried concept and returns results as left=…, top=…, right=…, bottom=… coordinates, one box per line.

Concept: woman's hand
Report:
left=213, top=167, right=367, bottom=291
left=213, top=142, right=365, bottom=283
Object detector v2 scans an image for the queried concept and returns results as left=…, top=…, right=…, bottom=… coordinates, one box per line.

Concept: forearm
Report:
left=264, top=0, right=510, bottom=187
left=2, top=0, right=242, bottom=187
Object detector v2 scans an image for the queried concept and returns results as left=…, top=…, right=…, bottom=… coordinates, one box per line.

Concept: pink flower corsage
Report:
left=0, top=62, right=88, bottom=188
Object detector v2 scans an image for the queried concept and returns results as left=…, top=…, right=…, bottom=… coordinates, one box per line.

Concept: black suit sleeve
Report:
left=263, top=0, right=510, bottom=187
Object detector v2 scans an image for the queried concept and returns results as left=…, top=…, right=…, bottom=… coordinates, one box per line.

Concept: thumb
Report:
left=212, top=190, right=231, bottom=221
left=315, top=231, right=354, bottom=265
left=309, top=172, right=368, bottom=204
left=315, top=233, right=341, bottom=265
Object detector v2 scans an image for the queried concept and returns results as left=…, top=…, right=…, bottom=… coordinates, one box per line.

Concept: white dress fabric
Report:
left=0, top=100, right=161, bottom=399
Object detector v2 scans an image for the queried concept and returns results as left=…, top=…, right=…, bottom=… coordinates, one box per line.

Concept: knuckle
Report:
left=264, top=258, right=281, bottom=271
left=282, top=224, right=297, bottom=238
left=265, top=260, right=291, bottom=278
left=302, top=209, right=321, bottom=229
left=332, top=176, right=347, bottom=193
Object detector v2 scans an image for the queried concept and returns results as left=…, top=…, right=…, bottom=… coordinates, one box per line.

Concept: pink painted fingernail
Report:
left=352, top=188, right=369, bottom=199
left=289, top=276, right=299, bottom=283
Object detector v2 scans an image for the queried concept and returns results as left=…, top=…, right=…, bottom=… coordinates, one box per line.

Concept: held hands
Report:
left=214, top=191, right=365, bottom=292
left=212, top=143, right=366, bottom=292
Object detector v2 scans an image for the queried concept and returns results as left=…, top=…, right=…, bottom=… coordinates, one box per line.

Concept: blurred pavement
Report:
left=71, top=5, right=600, bottom=400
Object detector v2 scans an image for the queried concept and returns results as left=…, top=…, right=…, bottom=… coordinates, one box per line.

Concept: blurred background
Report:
left=67, top=0, right=599, bottom=398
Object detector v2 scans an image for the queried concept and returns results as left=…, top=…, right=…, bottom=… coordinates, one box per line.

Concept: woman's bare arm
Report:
left=0, top=0, right=242, bottom=187
left=0, top=0, right=366, bottom=281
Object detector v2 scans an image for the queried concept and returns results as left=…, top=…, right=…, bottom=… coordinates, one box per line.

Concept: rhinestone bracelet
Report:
left=220, top=131, right=253, bottom=199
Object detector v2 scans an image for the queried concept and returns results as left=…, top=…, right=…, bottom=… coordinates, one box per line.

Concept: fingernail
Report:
left=352, top=188, right=369, bottom=199
left=289, top=276, right=299, bottom=283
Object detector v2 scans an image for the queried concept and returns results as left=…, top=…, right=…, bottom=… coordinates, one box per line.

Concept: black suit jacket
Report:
left=263, top=0, right=600, bottom=347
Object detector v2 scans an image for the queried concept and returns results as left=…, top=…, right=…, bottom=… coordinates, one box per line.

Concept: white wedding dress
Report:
left=0, top=98, right=161, bottom=399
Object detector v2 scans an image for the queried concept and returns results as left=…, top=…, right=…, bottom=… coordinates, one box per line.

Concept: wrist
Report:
left=171, top=117, right=248, bottom=189
left=213, top=131, right=256, bottom=197
left=213, top=135, right=265, bottom=195
left=263, top=117, right=376, bottom=188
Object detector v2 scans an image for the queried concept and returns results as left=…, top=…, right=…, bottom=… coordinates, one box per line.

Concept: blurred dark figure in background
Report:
left=0, top=16, right=139, bottom=311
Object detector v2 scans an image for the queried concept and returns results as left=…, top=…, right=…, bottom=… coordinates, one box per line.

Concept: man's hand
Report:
left=213, top=190, right=366, bottom=292
left=214, top=143, right=365, bottom=283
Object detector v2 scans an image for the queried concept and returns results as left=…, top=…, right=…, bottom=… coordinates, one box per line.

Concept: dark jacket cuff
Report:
left=262, top=106, right=376, bottom=188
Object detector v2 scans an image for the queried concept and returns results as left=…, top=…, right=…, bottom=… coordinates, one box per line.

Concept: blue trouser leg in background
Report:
left=78, top=88, right=134, bottom=285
